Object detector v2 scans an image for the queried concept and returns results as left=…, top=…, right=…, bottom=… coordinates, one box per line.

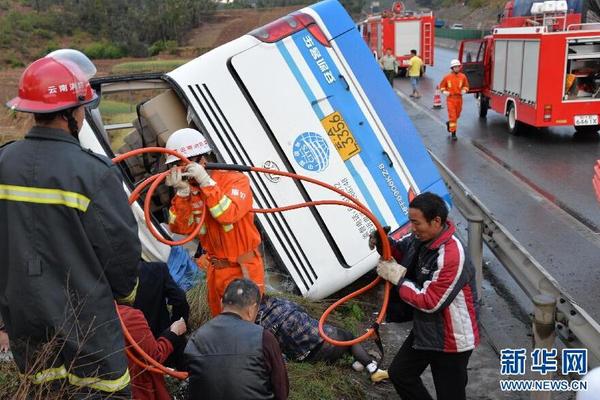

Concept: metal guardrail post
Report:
left=467, top=216, right=484, bottom=303
left=531, top=294, right=557, bottom=400
left=428, top=151, right=600, bottom=366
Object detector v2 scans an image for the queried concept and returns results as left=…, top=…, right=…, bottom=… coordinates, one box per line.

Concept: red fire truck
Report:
left=459, top=0, right=600, bottom=135
left=358, top=1, right=434, bottom=75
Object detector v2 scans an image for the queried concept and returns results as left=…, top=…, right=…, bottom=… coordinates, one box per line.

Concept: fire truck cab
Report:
left=358, top=1, right=434, bottom=75
left=459, top=0, right=600, bottom=135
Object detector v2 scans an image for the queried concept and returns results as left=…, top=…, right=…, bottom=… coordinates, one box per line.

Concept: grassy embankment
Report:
left=0, top=57, right=377, bottom=400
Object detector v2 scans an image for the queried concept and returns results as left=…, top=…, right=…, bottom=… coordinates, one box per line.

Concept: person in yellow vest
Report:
left=407, top=49, right=424, bottom=98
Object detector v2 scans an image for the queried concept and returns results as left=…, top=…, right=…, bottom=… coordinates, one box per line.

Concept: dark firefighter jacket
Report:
left=0, top=127, right=140, bottom=394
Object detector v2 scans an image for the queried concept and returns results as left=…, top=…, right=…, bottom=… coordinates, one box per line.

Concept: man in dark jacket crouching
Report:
left=184, top=279, right=289, bottom=400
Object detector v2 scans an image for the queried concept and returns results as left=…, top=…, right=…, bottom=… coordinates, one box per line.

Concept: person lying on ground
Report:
left=118, top=303, right=187, bottom=400
left=256, top=294, right=389, bottom=382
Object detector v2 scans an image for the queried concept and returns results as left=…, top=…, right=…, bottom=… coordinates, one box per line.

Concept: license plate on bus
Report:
left=321, top=111, right=361, bottom=161
left=574, top=115, right=598, bottom=126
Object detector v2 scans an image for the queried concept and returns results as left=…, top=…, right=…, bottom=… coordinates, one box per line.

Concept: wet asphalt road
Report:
left=392, top=47, right=600, bottom=321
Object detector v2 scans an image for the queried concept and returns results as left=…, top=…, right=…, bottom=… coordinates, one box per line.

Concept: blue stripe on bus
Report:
left=330, top=27, right=450, bottom=205
left=276, top=40, right=387, bottom=226
left=290, top=31, right=412, bottom=226
left=307, top=0, right=355, bottom=40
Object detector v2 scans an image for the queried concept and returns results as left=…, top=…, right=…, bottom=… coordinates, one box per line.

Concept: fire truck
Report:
left=358, top=1, right=434, bottom=75
left=459, top=0, right=600, bottom=135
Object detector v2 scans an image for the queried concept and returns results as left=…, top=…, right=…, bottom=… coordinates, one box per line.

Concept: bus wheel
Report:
left=478, top=96, right=489, bottom=119
left=507, top=103, right=523, bottom=135
left=574, top=125, right=600, bottom=136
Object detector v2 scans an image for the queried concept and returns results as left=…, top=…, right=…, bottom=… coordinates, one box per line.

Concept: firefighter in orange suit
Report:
left=439, top=59, right=469, bottom=141
left=164, top=128, right=264, bottom=316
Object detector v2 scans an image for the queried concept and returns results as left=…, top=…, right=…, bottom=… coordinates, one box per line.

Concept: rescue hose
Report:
left=112, top=148, right=393, bottom=378
left=115, top=302, right=189, bottom=379
left=113, top=147, right=205, bottom=246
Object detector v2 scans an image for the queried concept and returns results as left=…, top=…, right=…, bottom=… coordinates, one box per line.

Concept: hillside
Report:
left=402, top=0, right=507, bottom=28
left=0, top=5, right=307, bottom=145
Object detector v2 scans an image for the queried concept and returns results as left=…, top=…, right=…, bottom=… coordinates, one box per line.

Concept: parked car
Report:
left=450, top=23, right=464, bottom=29
left=435, top=18, right=445, bottom=28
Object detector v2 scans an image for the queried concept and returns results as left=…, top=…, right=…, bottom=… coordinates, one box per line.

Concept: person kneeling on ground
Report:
left=185, top=279, right=289, bottom=400
left=257, top=294, right=388, bottom=382
left=134, top=260, right=190, bottom=369
left=117, top=301, right=187, bottom=400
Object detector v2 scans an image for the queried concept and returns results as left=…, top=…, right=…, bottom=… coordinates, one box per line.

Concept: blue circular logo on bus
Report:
left=293, top=132, right=330, bottom=172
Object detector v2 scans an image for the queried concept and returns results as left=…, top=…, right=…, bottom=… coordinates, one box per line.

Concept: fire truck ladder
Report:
left=423, top=22, right=432, bottom=64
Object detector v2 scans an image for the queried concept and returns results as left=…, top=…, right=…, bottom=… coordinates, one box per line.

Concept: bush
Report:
left=111, top=59, right=189, bottom=74
left=84, top=42, right=125, bottom=59
left=3, top=52, right=25, bottom=68
left=148, top=40, right=178, bottom=57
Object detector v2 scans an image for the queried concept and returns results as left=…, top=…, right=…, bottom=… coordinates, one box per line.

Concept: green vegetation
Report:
left=84, top=42, right=125, bottom=59
left=111, top=59, right=190, bottom=74
left=0, top=0, right=217, bottom=65
left=0, top=361, right=20, bottom=396
left=288, top=360, right=365, bottom=400
left=149, top=40, right=179, bottom=56
left=98, top=99, right=137, bottom=150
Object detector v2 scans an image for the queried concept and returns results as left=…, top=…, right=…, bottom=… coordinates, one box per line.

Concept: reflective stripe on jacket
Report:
left=169, top=170, right=261, bottom=260
left=0, top=127, right=140, bottom=392
left=439, top=72, right=469, bottom=96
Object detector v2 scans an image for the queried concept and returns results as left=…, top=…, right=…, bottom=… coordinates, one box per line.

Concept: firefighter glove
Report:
left=376, top=259, right=407, bottom=285
left=461, top=88, right=468, bottom=94
left=368, top=226, right=391, bottom=255
left=166, top=167, right=191, bottom=197
left=185, top=162, right=215, bottom=187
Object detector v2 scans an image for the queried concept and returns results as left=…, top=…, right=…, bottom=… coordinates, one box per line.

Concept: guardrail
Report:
left=435, top=27, right=490, bottom=40
left=429, top=151, right=600, bottom=366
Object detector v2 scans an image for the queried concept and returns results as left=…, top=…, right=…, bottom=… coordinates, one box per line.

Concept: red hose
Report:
left=116, top=303, right=189, bottom=379
left=112, top=148, right=394, bottom=376
left=113, top=147, right=204, bottom=246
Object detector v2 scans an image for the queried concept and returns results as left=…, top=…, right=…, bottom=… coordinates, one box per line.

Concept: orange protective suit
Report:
left=439, top=72, right=469, bottom=134
left=169, top=170, right=264, bottom=316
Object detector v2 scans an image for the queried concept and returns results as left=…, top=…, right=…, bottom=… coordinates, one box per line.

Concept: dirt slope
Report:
left=185, top=6, right=306, bottom=50
left=0, top=6, right=306, bottom=145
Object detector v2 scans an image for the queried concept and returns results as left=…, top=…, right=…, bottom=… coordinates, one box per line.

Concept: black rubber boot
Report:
left=446, top=121, right=450, bottom=132
left=451, top=131, right=457, bottom=141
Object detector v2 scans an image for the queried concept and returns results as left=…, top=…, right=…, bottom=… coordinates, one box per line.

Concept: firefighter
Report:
left=439, top=59, right=470, bottom=140
left=164, top=128, right=265, bottom=317
left=0, top=50, right=140, bottom=396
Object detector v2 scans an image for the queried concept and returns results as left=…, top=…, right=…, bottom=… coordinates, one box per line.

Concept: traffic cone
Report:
left=433, top=86, right=442, bottom=109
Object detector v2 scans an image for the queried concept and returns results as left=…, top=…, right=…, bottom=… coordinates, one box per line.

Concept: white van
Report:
left=79, top=0, right=450, bottom=299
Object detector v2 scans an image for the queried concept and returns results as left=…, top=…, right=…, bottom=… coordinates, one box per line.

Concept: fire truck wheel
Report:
left=574, top=125, right=600, bottom=136
left=507, top=103, right=523, bottom=135
left=478, top=96, right=489, bottom=119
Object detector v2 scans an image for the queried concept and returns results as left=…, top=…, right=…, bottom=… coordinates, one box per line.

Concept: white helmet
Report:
left=165, top=128, right=211, bottom=164
left=577, top=367, right=600, bottom=400
left=450, top=59, right=461, bottom=68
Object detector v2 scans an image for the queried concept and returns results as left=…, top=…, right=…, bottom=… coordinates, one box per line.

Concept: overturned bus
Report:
left=79, top=0, right=449, bottom=299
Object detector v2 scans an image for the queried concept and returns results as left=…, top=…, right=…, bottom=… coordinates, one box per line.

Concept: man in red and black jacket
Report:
left=370, top=192, right=479, bottom=400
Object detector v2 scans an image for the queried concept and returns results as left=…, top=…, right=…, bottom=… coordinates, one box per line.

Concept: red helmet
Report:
left=6, top=55, right=97, bottom=114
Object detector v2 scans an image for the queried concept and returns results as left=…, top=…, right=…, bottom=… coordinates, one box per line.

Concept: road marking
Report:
left=395, top=88, right=447, bottom=128
left=394, top=88, right=600, bottom=242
